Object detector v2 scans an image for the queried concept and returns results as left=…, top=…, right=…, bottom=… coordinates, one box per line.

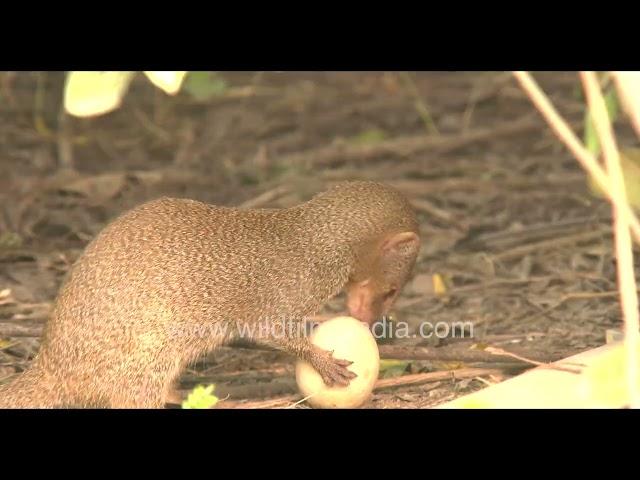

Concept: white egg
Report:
left=296, top=316, right=380, bottom=408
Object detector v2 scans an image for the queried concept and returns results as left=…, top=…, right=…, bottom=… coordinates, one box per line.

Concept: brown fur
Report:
left=0, top=181, right=419, bottom=408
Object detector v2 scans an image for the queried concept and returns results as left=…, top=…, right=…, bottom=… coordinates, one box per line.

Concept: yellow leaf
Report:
left=446, top=398, right=493, bottom=409
left=588, top=147, right=640, bottom=209
left=432, top=273, right=448, bottom=296
left=64, top=72, right=135, bottom=117
left=579, top=342, right=640, bottom=408
left=181, top=384, right=219, bottom=409
left=143, top=71, right=187, bottom=95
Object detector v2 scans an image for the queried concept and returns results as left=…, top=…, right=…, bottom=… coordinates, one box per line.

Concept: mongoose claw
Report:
left=309, top=347, right=358, bottom=387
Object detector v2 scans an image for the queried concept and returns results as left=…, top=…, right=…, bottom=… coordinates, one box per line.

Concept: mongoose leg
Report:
left=251, top=331, right=357, bottom=387
left=303, top=344, right=357, bottom=387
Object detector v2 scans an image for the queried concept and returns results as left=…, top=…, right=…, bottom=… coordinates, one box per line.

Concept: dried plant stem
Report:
left=581, top=71, right=640, bottom=408
left=512, top=71, right=640, bottom=245
left=612, top=72, right=640, bottom=137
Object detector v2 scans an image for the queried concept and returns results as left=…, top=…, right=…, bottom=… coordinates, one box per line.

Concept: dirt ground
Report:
left=0, top=71, right=636, bottom=408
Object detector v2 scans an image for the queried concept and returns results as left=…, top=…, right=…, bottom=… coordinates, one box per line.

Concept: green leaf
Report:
left=0, top=232, right=22, bottom=249
left=143, top=71, right=188, bottom=95
left=183, top=72, right=228, bottom=101
left=64, top=72, right=135, bottom=118
left=181, top=384, right=219, bottom=409
left=584, top=110, right=599, bottom=155
left=348, top=128, right=388, bottom=146
left=605, top=87, right=621, bottom=121
left=379, top=359, right=410, bottom=378
left=584, top=87, right=620, bottom=156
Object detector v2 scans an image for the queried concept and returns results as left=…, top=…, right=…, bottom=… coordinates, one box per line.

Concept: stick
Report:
left=0, top=323, right=43, bottom=338
left=284, top=116, right=542, bottom=168
left=484, top=346, right=583, bottom=374
left=239, top=185, right=289, bottom=209
left=374, top=368, right=504, bottom=390
left=383, top=174, right=585, bottom=196
left=215, top=395, right=300, bottom=409
left=492, top=228, right=609, bottom=262
left=410, top=198, right=468, bottom=231
left=378, top=345, right=561, bottom=364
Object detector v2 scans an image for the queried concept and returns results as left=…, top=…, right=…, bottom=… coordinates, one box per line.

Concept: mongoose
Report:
left=0, top=181, right=420, bottom=408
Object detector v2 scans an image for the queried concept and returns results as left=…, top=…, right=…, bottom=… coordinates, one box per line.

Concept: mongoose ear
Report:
left=380, top=231, right=420, bottom=278
left=382, top=231, right=420, bottom=257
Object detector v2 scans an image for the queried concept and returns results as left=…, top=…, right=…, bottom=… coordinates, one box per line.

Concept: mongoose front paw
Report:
left=309, top=347, right=358, bottom=387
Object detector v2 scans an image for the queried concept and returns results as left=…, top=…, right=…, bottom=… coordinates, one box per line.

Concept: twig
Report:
left=239, top=186, right=289, bottom=209
left=374, top=368, right=504, bottom=390
left=467, top=217, right=604, bottom=248
left=33, top=72, right=54, bottom=140
left=484, top=346, right=583, bottom=374
left=398, top=72, right=440, bottom=135
left=461, top=73, right=513, bottom=132
left=431, top=277, right=553, bottom=296
left=0, top=341, right=18, bottom=351
left=561, top=290, right=628, bottom=300
left=377, top=345, right=560, bottom=364
left=491, top=228, right=609, bottom=262
left=384, top=173, right=585, bottom=196
left=411, top=198, right=468, bottom=231
left=229, top=338, right=561, bottom=366
left=56, top=107, right=75, bottom=172
left=215, top=394, right=300, bottom=409
left=204, top=377, right=297, bottom=400
left=0, top=323, right=44, bottom=338
left=581, top=71, right=640, bottom=408
left=515, top=290, right=626, bottom=326
left=286, top=393, right=316, bottom=409
left=133, top=108, right=173, bottom=143
left=284, top=115, right=542, bottom=168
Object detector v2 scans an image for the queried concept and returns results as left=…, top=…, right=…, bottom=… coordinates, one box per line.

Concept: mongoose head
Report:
left=302, top=180, right=421, bottom=327
left=345, top=231, right=420, bottom=326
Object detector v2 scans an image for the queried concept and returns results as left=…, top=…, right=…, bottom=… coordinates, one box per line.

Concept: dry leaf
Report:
left=432, top=273, right=448, bottom=296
